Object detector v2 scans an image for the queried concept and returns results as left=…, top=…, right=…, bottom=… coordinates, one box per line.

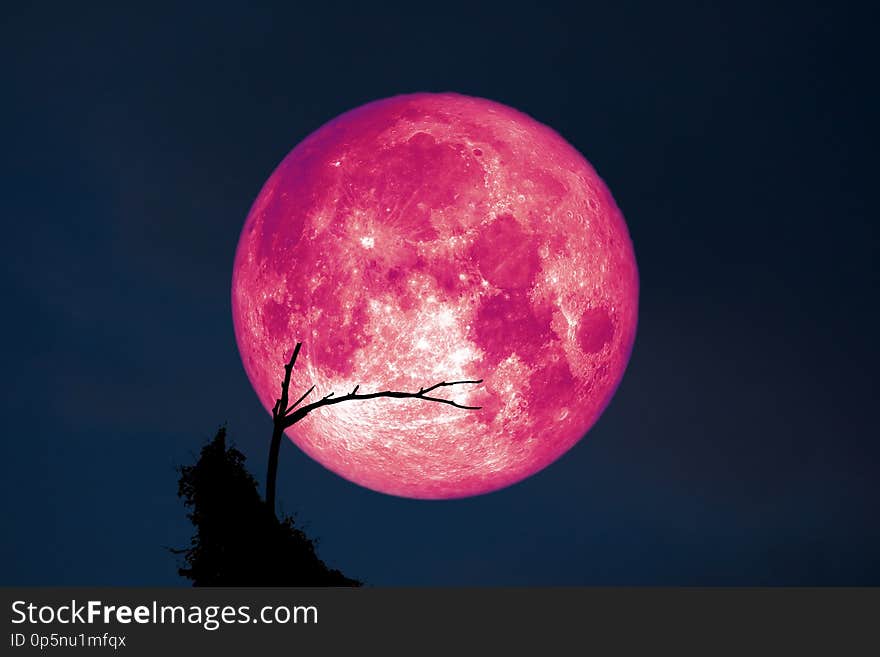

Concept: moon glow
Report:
left=232, top=93, right=638, bottom=499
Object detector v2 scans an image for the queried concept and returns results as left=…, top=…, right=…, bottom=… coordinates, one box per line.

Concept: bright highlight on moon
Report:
left=232, top=93, right=638, bottom=499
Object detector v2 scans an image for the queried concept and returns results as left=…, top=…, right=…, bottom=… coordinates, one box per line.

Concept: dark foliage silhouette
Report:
left=175, top=426, right=360, bottom=586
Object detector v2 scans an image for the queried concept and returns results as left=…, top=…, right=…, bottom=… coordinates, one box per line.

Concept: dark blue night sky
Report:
left=2, top=1, right=877, bottom=585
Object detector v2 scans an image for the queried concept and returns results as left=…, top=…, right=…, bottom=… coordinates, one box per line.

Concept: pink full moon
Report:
left=232, top=93, right=638, bottom=499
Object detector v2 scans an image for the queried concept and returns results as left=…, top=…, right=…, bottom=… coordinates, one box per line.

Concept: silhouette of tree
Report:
left=175, top=426, right=360, bottom=586
left=173, top=342, right=480, bottom=584
left=266, top=342, right=483, bottom=513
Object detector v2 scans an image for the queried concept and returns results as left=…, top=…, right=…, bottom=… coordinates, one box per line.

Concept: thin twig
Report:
left=285, top=384, right=315, bottom=415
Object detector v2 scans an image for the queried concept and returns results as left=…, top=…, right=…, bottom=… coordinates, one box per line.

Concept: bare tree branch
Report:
left=271, top=342, right=302, bottom=421
left=281, top=379, right=483, bottom=428
left=284, top=384, right=315, bottom=415
left=265, top=341, right=483, bottom=515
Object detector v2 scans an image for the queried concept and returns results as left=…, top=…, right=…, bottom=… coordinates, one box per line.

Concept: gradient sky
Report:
left=2, top=1, right=877, bottom=585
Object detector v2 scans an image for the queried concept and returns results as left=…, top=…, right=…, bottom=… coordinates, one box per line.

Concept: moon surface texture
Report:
left=232, top=93, right=638, bottom=499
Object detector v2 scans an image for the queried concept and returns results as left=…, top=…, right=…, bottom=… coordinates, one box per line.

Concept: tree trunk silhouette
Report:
left=265, top=341, right=483, bottom=517
left=265, top=422, right=286, bottom=518
left=266, top=342, right=301, bottom=514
